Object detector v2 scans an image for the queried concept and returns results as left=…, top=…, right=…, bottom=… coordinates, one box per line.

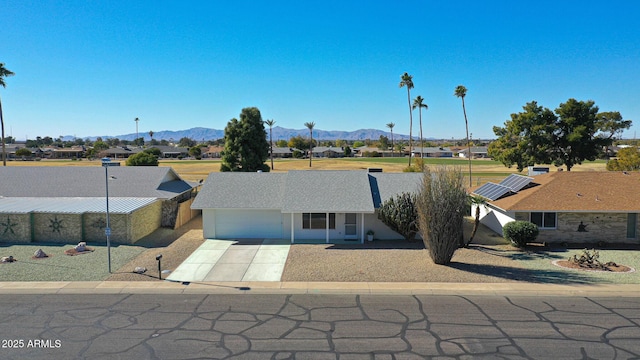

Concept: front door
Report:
left=344, top=213, right=357, bottom=239
left=627, top=213, right=637, bottom=239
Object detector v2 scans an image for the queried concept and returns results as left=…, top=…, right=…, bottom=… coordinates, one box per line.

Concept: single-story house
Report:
left=203, top=146, right=224, bottom=158
left=0, top=166, right=199, bottom=244
left=311, top=146, right=345, bottom=158
left=411, top=147, right=453, bottom=158
left=472, top=172, right=640, bottom=244
left=271, top=147, right=295, bottom=158
left=192, top=170, right=423, bottom=243
left=458, top=146, right=489, bottom=159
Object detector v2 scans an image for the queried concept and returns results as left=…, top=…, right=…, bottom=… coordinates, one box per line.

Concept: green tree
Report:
left=15, top=148, right=32, bottom=158
left=386, top=122, right=395, bottom=157
left=416, top=166, right=467, bottom=264
left=144, top=147, right=162, bottom=157
left=377, top=192, right=419, bottom=241
left=276, top=139, right=288, bottom=148
left=344, top=146, right=351, bottom=157
left=264, top=119, right=275, bottom=170
left=304, top=121, right=315, bottom=167
left=353, top=140, right=365, bottom=148
left=178, top=137, right=196, bottom=148
left=488, top=101, right=556, bottom=171
left=606, top=147, right=640, bottom=171
left=0, top=63, right=15, bottom=166
left=412, top=96, right=428, bottom=168
left=399, top=73, right=414, bottom=167
left=377, top=135, right=390, bottom=150
left=454, top=85, right=472, bottom=186
left=490, top=99, right=617, bottom=171
left=93, top=140, right=109, bottom=151
left=126, top=152, right=159, bottom=166
left=148, top=130, right=154, bottom=143
left=220, top=107, right=270, bottom=172
left=188, top=146, right=202, bottom=158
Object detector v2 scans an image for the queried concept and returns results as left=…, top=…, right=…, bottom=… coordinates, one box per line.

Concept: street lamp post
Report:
left=102, top=157, right=119, bottom=273
left=134, top=117, right=139, bottom=146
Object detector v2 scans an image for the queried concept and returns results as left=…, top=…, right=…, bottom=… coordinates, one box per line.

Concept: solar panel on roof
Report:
left=473, top=182, right=512, bottom=201
left=499, top=174, right=534, bottom=192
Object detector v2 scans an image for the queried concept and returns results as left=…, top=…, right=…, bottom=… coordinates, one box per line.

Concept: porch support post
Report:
left=290, top=213, right=295, bottom=244
left=326, top=212, right=329, bottom=244
left=361, top=213, right=365, bottom=244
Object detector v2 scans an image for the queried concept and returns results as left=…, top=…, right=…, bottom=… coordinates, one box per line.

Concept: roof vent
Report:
left=368, top=168, right=383, bottom=173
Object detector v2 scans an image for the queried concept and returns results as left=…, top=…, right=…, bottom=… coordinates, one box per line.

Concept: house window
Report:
left=302, top=213, right=335, bottom=229
left=530, top=212, right=556, bottom=229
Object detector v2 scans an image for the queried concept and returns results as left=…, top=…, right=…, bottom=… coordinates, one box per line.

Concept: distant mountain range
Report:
left=78, top=126, right=420, bottom=142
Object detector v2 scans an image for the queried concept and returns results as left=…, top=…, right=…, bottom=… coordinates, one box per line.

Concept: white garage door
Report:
left=215, top=209, right=283, bottom=239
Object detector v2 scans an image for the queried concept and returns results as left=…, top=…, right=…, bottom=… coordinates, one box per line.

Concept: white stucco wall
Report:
left=476, top=204, right=516, bottom=235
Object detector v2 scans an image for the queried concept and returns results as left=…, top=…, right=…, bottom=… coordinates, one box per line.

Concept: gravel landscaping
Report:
left=3, top=215, right=639, bottom=284
left=0, top=242, right=144, bottom=281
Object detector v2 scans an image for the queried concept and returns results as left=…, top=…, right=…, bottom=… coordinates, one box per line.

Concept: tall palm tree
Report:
left=0, top=63, right=15, bottom=166
left=386, top=122, right=395, bottom=157
left=412, top=96, right=428, bottom=169
left=148, top=130, right=154, bottom=143
left=304, top=121, right=315, bottom=167
left=399, top=73, right=414, bottom=166
left=455, top=85, right=472, bottom=187
left=264, top=119, right=276, bottom=170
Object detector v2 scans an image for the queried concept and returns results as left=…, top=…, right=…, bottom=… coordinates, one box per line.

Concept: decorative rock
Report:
left=34, top=249, right=48, bottom=258
left=75, top=242, right=87, bottom=252
left=1, top=256, right=16, bottom=263
left=134, top=267, right=147, bottom=274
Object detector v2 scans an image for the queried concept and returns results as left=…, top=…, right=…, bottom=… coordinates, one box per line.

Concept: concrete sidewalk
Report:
left=1, top=280, right=639, bottom=297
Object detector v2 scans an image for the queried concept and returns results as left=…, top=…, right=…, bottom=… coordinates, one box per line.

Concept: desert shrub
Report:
left=126, top=152, right=159, bottom=166
left=416, top=166, right=467, bottom=264
left=377, top=192, right=418, bottom=241
left=503, top=221, right=539, bottom=248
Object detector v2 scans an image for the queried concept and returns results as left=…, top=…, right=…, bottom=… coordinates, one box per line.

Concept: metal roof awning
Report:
left=0, top=197, right=159, bottom=214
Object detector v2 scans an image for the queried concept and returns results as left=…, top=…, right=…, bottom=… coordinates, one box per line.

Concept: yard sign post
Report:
left=102, top=157, right=120, bottom=273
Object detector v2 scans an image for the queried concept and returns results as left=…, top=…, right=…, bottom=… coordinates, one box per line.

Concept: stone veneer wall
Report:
left=519, top=212, right=639, bottom=244
left=0, top=214, right=32, bottom=243
left=33, top=213, right=83, bottom=243
left=83, top=213, right=128, bottom=243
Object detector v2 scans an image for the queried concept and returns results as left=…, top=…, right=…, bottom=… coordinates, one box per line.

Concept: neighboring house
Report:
left=0, top=166, right=199, bottom=244
left=49, top=146, right=86, bottom=159
left=411, top=147, right=453, bottom=158
left=192, top=170, right=423, bottom=243
left=311, top=146, right=345, bottom=158
left=153, top=145, right=190, bottom=158
left=203, top=146, right=224, bottom=158
left=101, top=146, right=142, bottom=159
left=458, top=146, right=489, bottom=159
left=272, top=147, right=294, bottom=158
left=472, top=172, right=640, bottom=244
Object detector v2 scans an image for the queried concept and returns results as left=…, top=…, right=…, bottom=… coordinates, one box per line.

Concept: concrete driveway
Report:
left=166, top=239, right=290, bottom=282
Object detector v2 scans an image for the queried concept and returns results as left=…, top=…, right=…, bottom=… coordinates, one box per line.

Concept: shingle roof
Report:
left=191, top=172, right=286, bottom=209
left=282, top=171, right=374, bottom=213
left=192, top=170, right=423, bottom=213
left=489, top=171, right=640, bottom=212
left=0, top=166, right=194, bottom=199
left=368, top=173, right=423, bottom=208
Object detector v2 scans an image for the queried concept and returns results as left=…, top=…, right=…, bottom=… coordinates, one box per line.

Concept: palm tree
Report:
left=455, top=85, right=472, bottom=187
left=412, top=96, right=428, bottom=169
left=304, top=121, right=315, bottom=167
left=264, top=119, right=276, bottom=170
left=386, top=122, right=395, bottom=157
left=399, top=73, right=414, bottom=166
left=0, top=63, right=15, bottom=166
left=148, top=130, right=154, bottom=143
left=467, top=195, right=488, bottom=247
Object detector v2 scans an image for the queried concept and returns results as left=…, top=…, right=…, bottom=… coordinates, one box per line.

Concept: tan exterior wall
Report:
left=0, top=214, right=32, bottom=243
left=83, top=213, right=109, bottom=242
left=33, top=213, right=82, bottom=243
left=533, top=212, right=639, bottom=244
left=130, top=201, right=162, bottom=242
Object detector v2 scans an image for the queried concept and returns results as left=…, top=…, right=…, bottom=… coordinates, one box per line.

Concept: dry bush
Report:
left=417, top=166, right=467, bottom=265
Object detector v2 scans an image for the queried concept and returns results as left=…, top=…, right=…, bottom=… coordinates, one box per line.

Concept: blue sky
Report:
left=3, top=0, right=639, bottom=141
